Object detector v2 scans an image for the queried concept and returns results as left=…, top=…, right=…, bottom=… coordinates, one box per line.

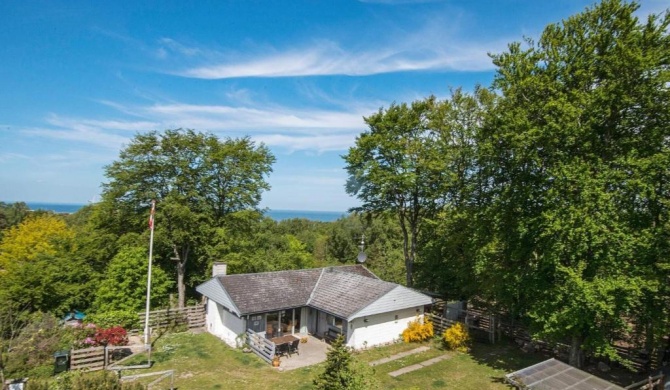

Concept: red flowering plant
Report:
left=94, top=326, right=129, bottom=346
left=72, top=324, right=129, bottom=347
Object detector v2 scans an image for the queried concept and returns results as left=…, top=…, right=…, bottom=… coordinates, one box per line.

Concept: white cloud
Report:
left=20, top=115, right=159, bottom=150
left=143, top=103, right=366, bottom=131
left=176, top=40, right=497, bottom=79
left=255, top=134, right=356, bottom=152
left=0, top=152, right=31, bottom=162
left=156, top=11, right=508, bottom=80
left=18, top=96, right=373, bottom=153
left=45, top=114, right=159, bottom=132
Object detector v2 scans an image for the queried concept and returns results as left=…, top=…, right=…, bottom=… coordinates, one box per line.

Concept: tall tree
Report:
left=345, top=90, right=494, bottom=287
left=414, top=88, right=496, bottom=298
left=344, top=97, right=442, bottom=286
left=99, top=129, right=275, bottom=308
left=476, top=0, right=670, bottom=366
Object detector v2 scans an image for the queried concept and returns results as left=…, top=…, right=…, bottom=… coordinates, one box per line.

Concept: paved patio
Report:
left=276, top=335, right=329, bottom=371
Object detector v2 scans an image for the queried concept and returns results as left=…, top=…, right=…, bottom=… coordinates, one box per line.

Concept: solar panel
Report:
left=505, top=358, right=626, bottom=390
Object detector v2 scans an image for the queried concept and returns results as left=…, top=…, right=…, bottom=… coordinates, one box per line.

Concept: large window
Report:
left=266, top=312, right=279, bottom=338
left=326, top=314, right=344, bottom=332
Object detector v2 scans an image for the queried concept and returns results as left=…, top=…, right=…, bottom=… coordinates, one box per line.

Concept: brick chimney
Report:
left=212, top=262, right=227, bottom=277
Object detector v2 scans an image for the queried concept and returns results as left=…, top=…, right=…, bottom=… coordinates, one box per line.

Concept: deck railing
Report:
left=246, top=329, right=275, bottom=364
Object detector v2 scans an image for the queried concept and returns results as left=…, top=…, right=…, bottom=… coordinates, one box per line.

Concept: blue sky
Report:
left=1, top=0, right=666, bottom=211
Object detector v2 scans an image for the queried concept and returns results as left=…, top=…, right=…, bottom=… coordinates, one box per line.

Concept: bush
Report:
left=442, top=322, right=470, bottom=352
left=86, top=310, right=139, bottom=329
left=401, top=316, right=434, bottom=343
left=4, top=313, right=70, bottom=377
left=94, top=326, right=129, bottom=346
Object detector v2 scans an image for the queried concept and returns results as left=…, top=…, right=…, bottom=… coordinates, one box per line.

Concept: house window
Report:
left=266, top=312, right=279, bottom=338
left=249, top=314, right=265, bottom=333
left=326, top=314, right=344, bottom=331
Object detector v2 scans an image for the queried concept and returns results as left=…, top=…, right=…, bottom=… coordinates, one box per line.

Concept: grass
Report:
left=116, top=332, right=545, bottom=390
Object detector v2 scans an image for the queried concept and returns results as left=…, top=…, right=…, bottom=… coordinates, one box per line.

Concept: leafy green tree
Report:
left=344, top=97, right=444, bottom=287
left=99, top=129, right=275, bottom=307
left=313, top=336, right=379, bottom=390
left=0, top=202, right=29, bottom=238
left=475, top=0, right=670, bottom=367
left=0, top=214, right=73, bottom=271
left=93, top=246, right=172, bottom=313
left=326, top=215, right=364, bottom=264
left=0, top=252, right=96, bottom=315
left=0, top=214, right=95, bottom=315
left=414, top=88, right=495, bottom=299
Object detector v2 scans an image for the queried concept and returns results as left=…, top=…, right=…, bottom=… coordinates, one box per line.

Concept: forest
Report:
left=0, top=0, right=668, bottom=381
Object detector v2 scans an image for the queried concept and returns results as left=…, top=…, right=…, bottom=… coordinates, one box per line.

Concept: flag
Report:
left=148, top=200, right=156, bottom=230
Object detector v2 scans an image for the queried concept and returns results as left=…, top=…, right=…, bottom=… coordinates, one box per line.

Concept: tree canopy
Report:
left=98, top=129, right=275, bottom=307
left=471, top=0, right=670, bottom=366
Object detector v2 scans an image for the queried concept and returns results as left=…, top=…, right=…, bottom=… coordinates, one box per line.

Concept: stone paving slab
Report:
left=387, top=354, right=451, bottom=377
left=369, top=346, right=430, bottom=366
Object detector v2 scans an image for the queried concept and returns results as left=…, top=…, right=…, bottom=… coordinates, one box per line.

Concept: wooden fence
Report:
left=427, top=309, right=497, bottom=343
left=246, top=329, right=275, bottom=364
left=70, top=346, right=106, bottom=371
left=137, top=304, right=206, bottom=332
left=624, top=373, right=665, bottom=390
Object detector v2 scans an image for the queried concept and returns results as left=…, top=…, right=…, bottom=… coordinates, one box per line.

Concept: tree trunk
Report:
left=569, top=334, right=584, bottom=368
left=177, top=261, right=186, bottom=309
left=398, top=213, right=412, bottom=287
left=173, top=244, right=189, bottom=309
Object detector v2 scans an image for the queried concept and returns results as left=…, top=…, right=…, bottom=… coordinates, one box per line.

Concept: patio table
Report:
left=270, top=335, right=299, bottom=346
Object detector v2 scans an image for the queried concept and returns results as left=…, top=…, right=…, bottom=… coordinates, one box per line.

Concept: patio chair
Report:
left=275, top=342, right=290, bottom=358
left=288, top=339, right=300, bottom=356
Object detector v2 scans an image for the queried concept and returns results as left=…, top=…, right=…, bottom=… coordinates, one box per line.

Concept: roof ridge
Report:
left=306, top=268, right=326, bottom=306
left=222, top=267, right=321, bottom=278
left=217, top=277, right=242, bottom=316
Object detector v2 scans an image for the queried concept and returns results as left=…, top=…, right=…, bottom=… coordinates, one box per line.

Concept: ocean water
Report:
left=27, top=202, right=85, bottom=214
left=24, top=202, right=346, bottom=222
left=265, top=209, right=346, bottom=222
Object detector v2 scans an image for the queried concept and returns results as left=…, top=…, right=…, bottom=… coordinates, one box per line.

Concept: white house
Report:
left=195, top=263, right=433, bottom=349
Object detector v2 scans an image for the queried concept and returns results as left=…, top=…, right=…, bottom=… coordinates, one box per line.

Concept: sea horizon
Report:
left=18, top=202, right=347, bottom=222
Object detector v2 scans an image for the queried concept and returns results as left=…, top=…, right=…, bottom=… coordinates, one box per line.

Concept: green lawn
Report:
left=120, top=332, right=544, bottom=390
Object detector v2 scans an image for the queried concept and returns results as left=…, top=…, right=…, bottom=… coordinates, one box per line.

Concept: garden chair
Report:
left=288, top=339, right=300, bottom=356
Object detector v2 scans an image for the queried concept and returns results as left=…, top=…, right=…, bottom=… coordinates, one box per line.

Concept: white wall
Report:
left=206, top=298, right=245, bottom=347
left=347, top=306, right=423, bottom=349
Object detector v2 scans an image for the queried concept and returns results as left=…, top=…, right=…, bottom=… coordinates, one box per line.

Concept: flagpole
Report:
left=143, top=200, right=156, bottom=348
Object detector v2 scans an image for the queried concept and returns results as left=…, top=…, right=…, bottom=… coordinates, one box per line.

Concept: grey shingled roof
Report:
left=198, top=265, right=430, bottom=319
left=307, top=268, right=396, bottom=319
left=219, top=268, right=322, bottom=314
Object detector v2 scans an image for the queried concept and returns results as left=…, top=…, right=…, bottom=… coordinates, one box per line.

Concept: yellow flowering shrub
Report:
left=401, top=316, right=434, bottom=343
left=442, top=322, right=470, bottom=352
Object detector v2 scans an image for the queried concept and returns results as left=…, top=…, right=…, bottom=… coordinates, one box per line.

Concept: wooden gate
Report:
left=70, top=346, right=106, bottom=371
